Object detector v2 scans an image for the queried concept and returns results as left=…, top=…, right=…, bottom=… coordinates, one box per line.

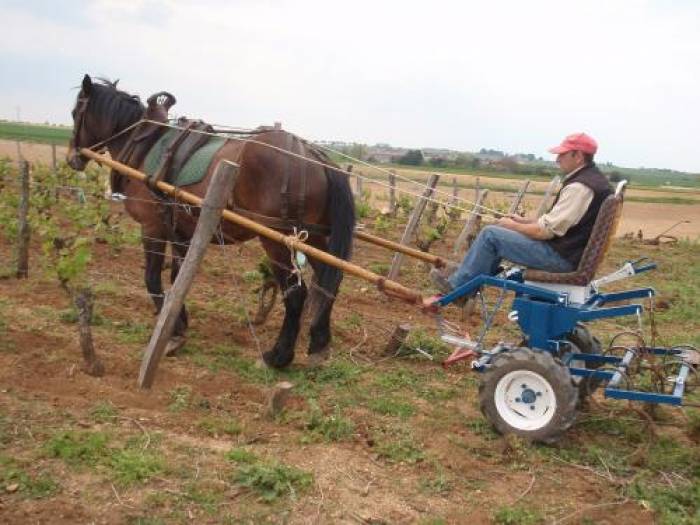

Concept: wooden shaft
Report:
left=79, top=148, right=423, bottom=304
left=355, top=230, right=447, bottom=268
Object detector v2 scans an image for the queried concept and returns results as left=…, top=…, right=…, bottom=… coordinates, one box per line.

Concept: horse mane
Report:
left=88, top=78, right=145, bottom=130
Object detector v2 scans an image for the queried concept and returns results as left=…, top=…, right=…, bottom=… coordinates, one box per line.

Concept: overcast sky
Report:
left=1, top=0, right=699, bottom=172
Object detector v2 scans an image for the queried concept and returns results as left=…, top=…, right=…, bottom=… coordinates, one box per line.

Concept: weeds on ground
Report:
left=44, top=429, right=164, bottom=486
left=0, top=455, right=60, bottom=498
left=90, top=400, right=119, bottom=423
left=303, top=401, right=355, bottom=442
left=368, top=396, right=415, bottom=419
left=168, top=386, right=192, bottom=412
left=196, top=416, right=243, bottom=438
left=226, top=448, right=312, bottom=502
left=493, top=505, right=543, bottom=525
left=373, top=425, right=425, bottom=464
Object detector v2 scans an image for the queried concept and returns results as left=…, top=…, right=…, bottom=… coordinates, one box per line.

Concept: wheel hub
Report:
left=494, top=370, right=556, bottom=431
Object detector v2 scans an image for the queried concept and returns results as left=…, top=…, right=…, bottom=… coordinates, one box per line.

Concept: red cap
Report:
left=548, top=133, right=598, bottom=155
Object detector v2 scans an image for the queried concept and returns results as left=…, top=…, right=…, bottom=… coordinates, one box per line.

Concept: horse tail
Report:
left=317, top=167, right=355, bottom=296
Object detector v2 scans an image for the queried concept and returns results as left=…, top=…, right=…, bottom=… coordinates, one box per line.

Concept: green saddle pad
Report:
left=143, top=129, right=227, bottom=187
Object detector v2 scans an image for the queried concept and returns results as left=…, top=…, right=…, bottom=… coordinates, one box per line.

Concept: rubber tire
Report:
left=567, top=323, right=604, bottom=398
left=479, top=348, right=578, bottom=444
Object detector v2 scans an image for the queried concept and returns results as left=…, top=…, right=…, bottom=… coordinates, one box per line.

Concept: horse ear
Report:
left=114, top=79, right=120, bottom=88
left=82, top=74, right=92, bottom=95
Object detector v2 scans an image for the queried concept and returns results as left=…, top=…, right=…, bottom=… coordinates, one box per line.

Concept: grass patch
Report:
left=303, top=402, right=355, bottom=442
left=168, top=386, right=192, bottom=412
left=374, top=426, right=425, bottom=464
left=374, top=368, right=423, bottom=390
left=629, top=478, right=699, bottom=525
left=493, top=505, right=544, bottom=525
left=44, top=430, right=110, bottom=467
left=0, top=455, right=60, bottom=499
left=44, top=429, right=164, bottom=486
left=227, top=450, right=313, bottom=502
left=196, top=416, right=243, bottom=438
left=367, top=397, right=415, bottom=419
left=89, top=401, right=119, bottom=423
left=115, top=320, right=151, bottom=344
left=399, top=328, right=450, bottom=359
left=109, top=449, right=165, bottom=485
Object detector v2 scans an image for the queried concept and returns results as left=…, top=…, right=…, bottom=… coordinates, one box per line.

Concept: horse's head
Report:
left=67, top=74, right=144, bottom=170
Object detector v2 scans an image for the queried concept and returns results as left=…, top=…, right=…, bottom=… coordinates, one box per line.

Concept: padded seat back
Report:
left=524, top=183, right=624, bottom=286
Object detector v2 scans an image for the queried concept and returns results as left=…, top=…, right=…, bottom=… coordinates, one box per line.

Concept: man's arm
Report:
left=497, top=216, right=550, bottom=239
left=497, top=182, right=594, bottom=240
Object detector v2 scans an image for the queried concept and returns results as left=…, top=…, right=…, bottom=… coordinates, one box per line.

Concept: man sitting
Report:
left=432, top=132, right=613, bottom=295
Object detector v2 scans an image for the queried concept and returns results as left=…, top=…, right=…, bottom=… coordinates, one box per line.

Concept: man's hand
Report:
left=496, top=215, right=550, bottom=240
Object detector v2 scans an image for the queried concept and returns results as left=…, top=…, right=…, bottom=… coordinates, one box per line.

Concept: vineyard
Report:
left=0, top=157, right=698, bottom=524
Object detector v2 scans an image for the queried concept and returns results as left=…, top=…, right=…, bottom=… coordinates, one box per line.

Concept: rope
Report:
left=82, top=118, right=504, bottom=220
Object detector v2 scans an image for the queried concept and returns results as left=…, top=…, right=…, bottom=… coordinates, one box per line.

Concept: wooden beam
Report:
left=80, top=148, right=423, bottom=304
left=138, top=161, right=238, bottom=388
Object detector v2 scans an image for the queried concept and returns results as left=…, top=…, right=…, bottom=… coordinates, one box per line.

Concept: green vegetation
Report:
left=303, top=402, right=355, bottom=442
left=226, top=449, right=312, bottom=502
left=0, top=455, right=60, bottom=499
left=493, top=505, right=544, bottom=525
left=0, top=121, right=72, bottom=145
left=44, top=430, right=164, bottom=486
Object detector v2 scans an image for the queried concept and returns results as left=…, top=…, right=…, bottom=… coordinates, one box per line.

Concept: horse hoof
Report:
left=307, top=349, right=330, bottom=368
left=165, top=336, right=186, bottom=357
left=261, top=349, right=294, bottom=369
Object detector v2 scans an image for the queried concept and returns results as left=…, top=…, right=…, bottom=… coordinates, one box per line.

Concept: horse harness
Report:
left=114, top=93, right=331, bottom=237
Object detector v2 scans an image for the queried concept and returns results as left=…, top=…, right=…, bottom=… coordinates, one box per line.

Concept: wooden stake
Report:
left=453, top=189, right=489, bottom=257
left=388, top=170, right=396, bottom=216
left=51, top=144, right=57, bottom=173
left=16, top=160, right=30, bottom=278
left=384, top=324, right=410, bottom=356
left=138, top=160, right=238, bottom=388
left=387, top=173, right=440, bottom=281
left=508, top=179, right=531, bottom=215
left=265, top=381, right=294, bottom=419
left=75, top=288, right=104, bottom=377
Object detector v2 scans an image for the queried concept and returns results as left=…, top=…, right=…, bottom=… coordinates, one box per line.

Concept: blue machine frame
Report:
left=437, top=266, right=695, bottom=406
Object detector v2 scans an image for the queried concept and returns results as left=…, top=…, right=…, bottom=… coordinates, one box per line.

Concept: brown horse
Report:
left=67, top=74, right=355, bottom=368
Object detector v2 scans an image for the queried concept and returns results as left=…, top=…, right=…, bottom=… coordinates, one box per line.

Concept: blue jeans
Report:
left=448, top=225, right=575, bottom=289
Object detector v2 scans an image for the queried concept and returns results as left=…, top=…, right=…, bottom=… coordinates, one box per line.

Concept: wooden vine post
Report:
left=388, top=170, right=397, bottom=216
left=138, top=161, right=238, bottom=388
left=508, top=179, right=531, bottom=215
left=453, top=188, right=489, bottom=257
left=387, top=173, right=440, bottom=281
left=16, top=160, right=30, bottom=278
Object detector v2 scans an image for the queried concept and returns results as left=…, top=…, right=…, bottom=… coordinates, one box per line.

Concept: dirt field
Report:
left=0, top=165, right=698, bottom=524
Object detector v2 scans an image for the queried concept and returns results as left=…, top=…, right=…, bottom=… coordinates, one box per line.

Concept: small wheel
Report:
left=567, top=324, right=604, bottom=397
left=479, top=348, right=578, bottom=444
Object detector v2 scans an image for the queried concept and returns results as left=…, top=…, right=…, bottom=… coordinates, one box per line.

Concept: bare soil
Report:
left=2, top=198, right=697, bottom=524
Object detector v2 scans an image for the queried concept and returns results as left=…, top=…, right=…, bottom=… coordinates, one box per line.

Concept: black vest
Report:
left=546, top=164, right=613, bottom=267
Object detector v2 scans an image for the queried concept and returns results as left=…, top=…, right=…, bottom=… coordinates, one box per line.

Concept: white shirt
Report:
left=537, top=166, right=594, bottom=239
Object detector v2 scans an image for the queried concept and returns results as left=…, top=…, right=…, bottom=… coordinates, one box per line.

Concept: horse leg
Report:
left=306, top=239, right=337, bottom=365
left=169, top=235, right=190, bottom=336
left=259, top=238, right=307, bottom=369
left=142, top=231, right=166, bottom=315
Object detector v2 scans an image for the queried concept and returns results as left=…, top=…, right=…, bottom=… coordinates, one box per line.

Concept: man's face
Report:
left=556, top=150, right=583, bottom=173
